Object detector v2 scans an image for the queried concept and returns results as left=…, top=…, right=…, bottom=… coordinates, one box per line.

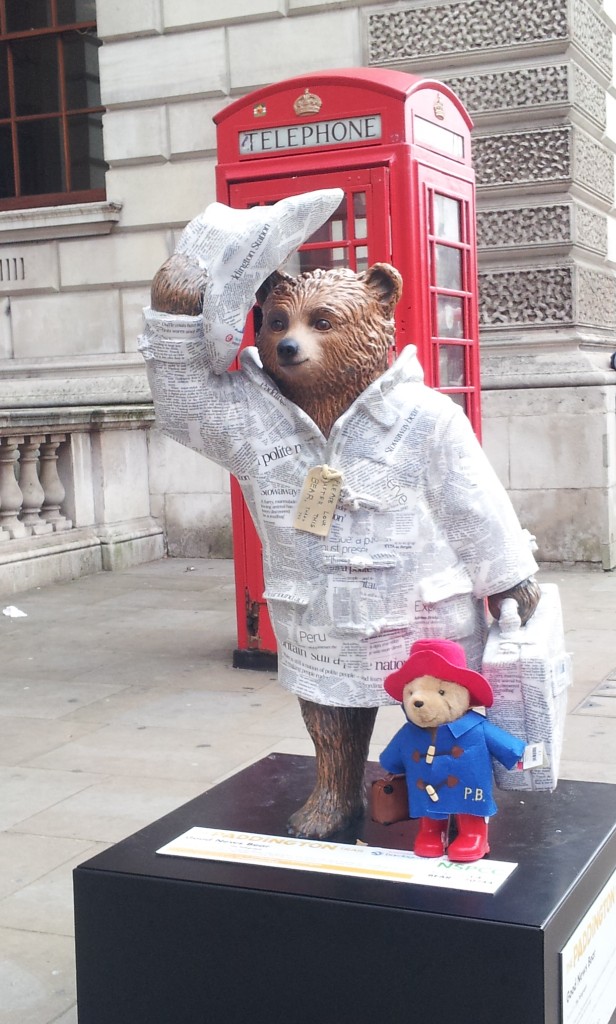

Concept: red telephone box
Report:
left=213, top=67, right=481, bottom=667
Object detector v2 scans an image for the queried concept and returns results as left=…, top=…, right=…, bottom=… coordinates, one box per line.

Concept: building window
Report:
left=0, top=0, right=106, bottom=210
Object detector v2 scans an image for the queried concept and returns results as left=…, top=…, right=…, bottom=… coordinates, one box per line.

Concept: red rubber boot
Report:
left=413, top=817, right=447, bottom=858
left=447, top=815, right=490, bottom=862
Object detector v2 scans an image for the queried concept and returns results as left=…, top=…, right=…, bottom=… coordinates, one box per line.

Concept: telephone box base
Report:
left=73, top=754, right=616, bottom=1024
left=232, top=647, right=277, bottom=671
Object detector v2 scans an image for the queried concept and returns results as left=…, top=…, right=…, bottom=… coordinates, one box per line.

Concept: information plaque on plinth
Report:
left=73, top=753, right=616, bottom=1024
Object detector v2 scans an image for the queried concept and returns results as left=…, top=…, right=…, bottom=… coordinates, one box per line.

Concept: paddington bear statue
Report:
left=139, top=189, right=540, bottom=839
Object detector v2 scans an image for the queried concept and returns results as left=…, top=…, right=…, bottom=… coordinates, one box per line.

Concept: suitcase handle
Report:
left=499, top=597, right=522, bottom=636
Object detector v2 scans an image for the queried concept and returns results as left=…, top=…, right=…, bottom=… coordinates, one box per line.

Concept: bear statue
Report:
left=139, top=191, right=540, bottom=840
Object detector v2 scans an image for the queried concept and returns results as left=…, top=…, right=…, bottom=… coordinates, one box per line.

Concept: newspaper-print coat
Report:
left=139, top=314, right=538, bottom=708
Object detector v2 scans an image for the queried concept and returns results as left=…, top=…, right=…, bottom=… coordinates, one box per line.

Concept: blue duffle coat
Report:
left=379, top=710, right=525, bottom=818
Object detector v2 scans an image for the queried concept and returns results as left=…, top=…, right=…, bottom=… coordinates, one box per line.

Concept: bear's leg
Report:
left=287, top=699, right=378, bottom=839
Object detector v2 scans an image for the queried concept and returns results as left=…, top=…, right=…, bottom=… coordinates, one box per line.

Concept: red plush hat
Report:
left=383, top=638, right=494, bottom=708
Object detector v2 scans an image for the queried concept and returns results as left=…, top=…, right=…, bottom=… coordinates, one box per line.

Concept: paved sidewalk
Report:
left=0, top=557, right=615, bottom=1024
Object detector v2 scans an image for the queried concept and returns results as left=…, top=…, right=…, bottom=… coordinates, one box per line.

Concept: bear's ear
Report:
left=255, top=269, right=295, bottom=307
left=361, top=263, right=403, bottom=313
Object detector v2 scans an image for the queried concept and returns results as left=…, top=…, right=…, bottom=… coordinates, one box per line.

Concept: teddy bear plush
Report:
left=139, top=191, right=540, bottom=840
left=379, top=638, right=526, bottom=861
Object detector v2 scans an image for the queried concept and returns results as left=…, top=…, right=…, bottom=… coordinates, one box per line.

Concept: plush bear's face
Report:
left=255, top=263, right=402, bottom=436
left=402, top=675, right=471, bottom=729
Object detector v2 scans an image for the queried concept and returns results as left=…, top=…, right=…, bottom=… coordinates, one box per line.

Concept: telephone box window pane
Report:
left=68, top=112, right=104, bottom=189
left=439, top=345, right=465, bottom=387
left=433, top=194, right=460, bottom=242
left=17, top=118, right=64, bottom=194
left=449, top=392, right=468, bottom=414
left=437, top=295, right=464, bottom=338
left=353, top=191, right=367, bottom=238
left=5, top=0, right=52, bottom=31
left=0, top=47, right=9, bottom=118
left=63, top=31, right=102, bottom=108
left=355, top=245, right=369, bottom=272
left=57, top=0, right=97, bottom=23
left=435, top=244, right=462, bottom=290
left=13, top=36, right=59, bottom=116
left=297, top=247, right=347, bottom=273
left=306, top=197, right=347, bottom=246
left=0, top=125, right=15, bottom=197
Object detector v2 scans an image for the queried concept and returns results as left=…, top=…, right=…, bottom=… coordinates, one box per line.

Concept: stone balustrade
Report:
left=0, top=433, right=72, bottom=542
left=0, top=406, right=165, bottom=594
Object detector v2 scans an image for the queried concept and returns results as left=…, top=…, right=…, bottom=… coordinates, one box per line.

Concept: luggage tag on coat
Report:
left=294, top=465, right=343, bottom=537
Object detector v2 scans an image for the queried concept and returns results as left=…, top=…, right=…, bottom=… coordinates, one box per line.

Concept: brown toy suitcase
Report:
left=370, top=773, right=409, bottom=825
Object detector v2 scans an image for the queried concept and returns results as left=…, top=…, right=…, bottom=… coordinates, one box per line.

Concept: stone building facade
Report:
left=0, top=0, right=615, bottom=594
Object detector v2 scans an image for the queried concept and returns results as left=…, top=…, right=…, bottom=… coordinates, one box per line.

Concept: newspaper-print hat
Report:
left=383, top=638, right=494, bottom=708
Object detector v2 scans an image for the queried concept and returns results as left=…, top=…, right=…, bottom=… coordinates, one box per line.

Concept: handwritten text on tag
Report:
left=294, top=465, right=343, bottom=537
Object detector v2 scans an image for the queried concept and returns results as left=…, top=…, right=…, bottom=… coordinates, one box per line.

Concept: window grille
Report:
left=0, top=0, right=106, bottom=210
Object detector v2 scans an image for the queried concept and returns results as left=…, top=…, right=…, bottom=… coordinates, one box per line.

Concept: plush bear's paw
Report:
left=287, top=789, right=365, bottom=839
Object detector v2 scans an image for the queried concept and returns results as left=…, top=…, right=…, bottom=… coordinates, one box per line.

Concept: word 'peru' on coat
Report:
left=379, top=710, right=526, bottom=818
left=139, top=313, right=537, bottom=708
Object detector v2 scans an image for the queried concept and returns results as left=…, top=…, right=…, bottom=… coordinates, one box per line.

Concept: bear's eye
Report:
left=314, top=318, right=332, bottom=331
left=269, top=317, right=287, bottom=332
left=439, top=689, right=445, bottom=696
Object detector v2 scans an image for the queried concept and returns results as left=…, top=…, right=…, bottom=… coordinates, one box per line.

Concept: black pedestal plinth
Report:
left=73, top=754, right=616, bottom=1024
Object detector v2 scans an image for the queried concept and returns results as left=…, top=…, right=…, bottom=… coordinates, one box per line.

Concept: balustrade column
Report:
left=40, top=434, right=72, bottom=532
left=18, top=435, right=53, bottom=536
left=0, top=436, right=29, bottom=539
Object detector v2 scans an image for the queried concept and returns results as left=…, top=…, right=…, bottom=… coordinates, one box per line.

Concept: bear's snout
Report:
left=276, top=337, right=302, bottom=364
left=413, top=699, right=424, bottom=708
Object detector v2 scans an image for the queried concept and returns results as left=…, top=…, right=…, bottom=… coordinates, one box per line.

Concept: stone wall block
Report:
left=572, top=0, right=612, bottom=79
left=365, top=0, right=611, bottom=76
left=104, top=160, right=216, bottom=229
left=164, top=491, right=232, bottom=557
left=0, top=243, right=59, bottom=296
left=573, top=127, right=615, bottom=204
left=122, top=287, right=152, bottom=354
left=473, top=127, right=572, bottom=192
left=228, top=10, right=360, bottom=91
left=477, top=204, right=572, bottom=252
left=168, top=99, right=221, bottom=157
left=99, top=29, right=227, bottom=107
left=481, top=263, right=615, bottom=335
left=576, top=266, right=616, bottom=328
left=91, top=429, right=151, bottom=524
left=509, top=407, right=608, bottom=491
left=0, top=299, right=12, bottom=359
left=477, top=201, right=608, bottom=257
left=163, top=0, right=285, bottom=30
left=366, top=0, right=569, bottom=68
left=147, top=430, right=228, bottom=496
left=479, top=266, right=574, bottom=328
left=103, top=107, right=169, bottom=165
left=574, top=203, right=608, bottom=254
left=59, top=232, right=170, bottom=289
left=510, top=486, right=605, bottom=564
left=441, top=62, right=604, bottom=131
left=66, top=433, right=96, bottom=527
left=96, top=0, right=163, bottom=41
left=10, top=291, right=122, bottom=359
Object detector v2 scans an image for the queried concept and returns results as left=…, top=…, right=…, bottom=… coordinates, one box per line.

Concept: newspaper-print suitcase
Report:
left=482, top=583, right=571, bottom=792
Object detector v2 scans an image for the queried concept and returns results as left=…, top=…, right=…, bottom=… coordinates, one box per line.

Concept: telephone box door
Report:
left=412, top=166, right=481, bottom=433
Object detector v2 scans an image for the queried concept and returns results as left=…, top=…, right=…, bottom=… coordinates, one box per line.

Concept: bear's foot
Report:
left=287, top=789, right=365, bottom=839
